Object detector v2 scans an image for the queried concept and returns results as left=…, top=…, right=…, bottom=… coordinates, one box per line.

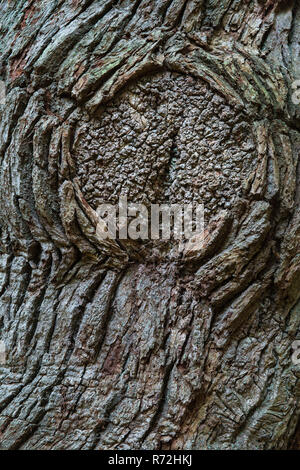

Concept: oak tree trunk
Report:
left=0, top=0, right=299, bottom=450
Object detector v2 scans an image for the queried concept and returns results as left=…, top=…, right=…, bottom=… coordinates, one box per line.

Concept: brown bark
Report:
left=0, top=0, right=299, bottom=450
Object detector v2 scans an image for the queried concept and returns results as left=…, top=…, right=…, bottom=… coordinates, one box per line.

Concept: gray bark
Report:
left=0, top=0, right=299, bottom=450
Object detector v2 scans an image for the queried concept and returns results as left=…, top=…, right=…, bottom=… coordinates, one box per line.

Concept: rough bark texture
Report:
left=0, top=0, right=299, bottom=450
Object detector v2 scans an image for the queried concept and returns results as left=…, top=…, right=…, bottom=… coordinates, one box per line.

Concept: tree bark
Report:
left=0, top=0, right=299, bottom=450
